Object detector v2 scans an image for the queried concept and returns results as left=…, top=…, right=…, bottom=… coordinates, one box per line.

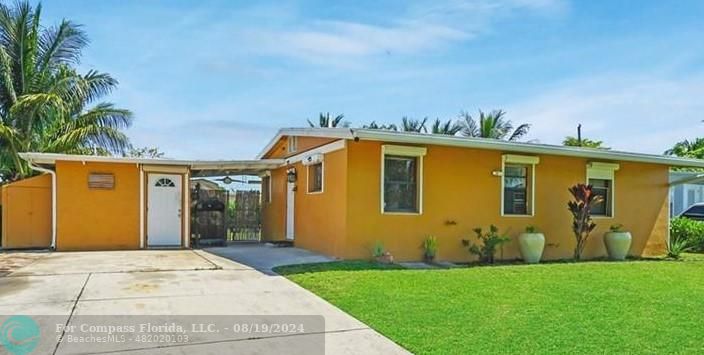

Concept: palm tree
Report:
left=459, top=110, right=530, bottom=141
left=362, top=121, right=397, bottom=131
left=665, top=138, right=704, bottom=159
left=0, top=1, right=132, bottom=181
left=308, top=112, right=348, bottom=128
left=563, top=136, right=608, bottom=149
left=400, top=116, right=428, bottom=133
left=430, top=118, right=462, bottom=135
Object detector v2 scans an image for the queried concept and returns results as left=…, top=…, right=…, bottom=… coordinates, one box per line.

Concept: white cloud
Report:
left=509, top=73, right=704, bottom=154
left=246, top=0, right=567, bottom=65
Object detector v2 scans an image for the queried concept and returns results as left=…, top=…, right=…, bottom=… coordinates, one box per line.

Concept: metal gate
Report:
left=227, top=190, right=261, bottom=242
left=190, top=188, right=228, bottom=247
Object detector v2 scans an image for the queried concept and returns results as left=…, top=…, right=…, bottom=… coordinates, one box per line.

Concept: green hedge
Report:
left=670, top=217, right=704, bottom=252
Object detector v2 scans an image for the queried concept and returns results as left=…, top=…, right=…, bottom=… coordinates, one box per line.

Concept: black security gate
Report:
left=191, top=188, right=228, bottom=247
left=191, top=181, right=262, bottom=247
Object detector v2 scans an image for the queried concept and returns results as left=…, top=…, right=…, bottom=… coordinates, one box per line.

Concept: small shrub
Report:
left=609, top=224, right=624, bottom=232
left=525, top=225, right=539, bottom=233
left=372, top=241, right=385, bottom=258
left=668, top=232, right=693, bottom=259
left=670, top=217, right=704, bottom=252
left=462, top=225, right=510, bottom=264
left=422, top=236, right=438, bottom=261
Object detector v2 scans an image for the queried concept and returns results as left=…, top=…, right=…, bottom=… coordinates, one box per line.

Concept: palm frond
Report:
left=37, top=19, right=87, bottom=70
left=508, top=123, right=531, bottom=141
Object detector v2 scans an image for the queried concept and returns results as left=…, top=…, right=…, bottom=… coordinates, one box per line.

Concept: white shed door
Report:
left=147, top=174, right=182, bottom=246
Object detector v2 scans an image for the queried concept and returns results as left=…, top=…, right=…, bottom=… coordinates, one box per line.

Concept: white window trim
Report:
left=586, top=162, right=619, bottom=219
left=380, top=145, right=427, bottom=215
left=306, top=161, right=324, bottom=194
left=501, top=154, right=539, bottom=217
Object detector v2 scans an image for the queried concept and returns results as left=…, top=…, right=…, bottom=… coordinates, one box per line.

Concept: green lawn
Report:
left=275, top=257, right=704, bottom=354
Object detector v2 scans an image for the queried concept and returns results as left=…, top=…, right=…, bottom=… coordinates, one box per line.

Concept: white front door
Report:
left=286, top=181, right=295, bottom=240
left=147, top=174, right=182, bottom=246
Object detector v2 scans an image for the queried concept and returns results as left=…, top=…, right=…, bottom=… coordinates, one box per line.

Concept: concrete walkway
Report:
left=205, top=243, right=334, bottom=274
left=0, top=249, right=408, bottom=354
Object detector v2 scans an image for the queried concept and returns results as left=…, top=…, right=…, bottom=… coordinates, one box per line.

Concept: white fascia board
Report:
left=19, top=152, right=284, bottom=170
left=255, top=128, right=355, bottom=159
left=285, top=140, right=346, bottom=165
left=350, top=129, right=704, bottom=168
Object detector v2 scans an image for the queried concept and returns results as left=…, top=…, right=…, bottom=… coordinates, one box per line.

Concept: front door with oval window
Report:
left=147, top=174, right=182, bottom=247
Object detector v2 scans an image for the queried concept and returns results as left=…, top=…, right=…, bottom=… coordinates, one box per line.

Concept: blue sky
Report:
left=39, top=0, right=704, bottom=159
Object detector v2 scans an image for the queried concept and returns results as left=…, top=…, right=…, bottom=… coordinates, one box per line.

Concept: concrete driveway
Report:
left=0, top=249, right=408, bottom=354
left=205, top=243, right=334, bottom=274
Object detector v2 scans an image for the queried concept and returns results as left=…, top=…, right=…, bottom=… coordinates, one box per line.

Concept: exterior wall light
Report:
left=287, top=168, right=297, bottom=183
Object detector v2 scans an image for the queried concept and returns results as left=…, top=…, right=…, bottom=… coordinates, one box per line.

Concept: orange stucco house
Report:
left=5, top=127, right=704, bottom=262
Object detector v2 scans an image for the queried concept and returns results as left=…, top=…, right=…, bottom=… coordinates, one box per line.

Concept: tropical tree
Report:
left=0, top=1, right=132, bottom=181
left=430, top=118, right=462, bottom=135
left=459, top=110, right=530, bottom=141
left=307, top=112, right=348, bottom=128
left=400, top=116, right=428, bottom=133
left=362, top=121, right=397, bottom=131
left=563, top=136, right=608, bottom=149
left=665, top=138, right=704, bottom=159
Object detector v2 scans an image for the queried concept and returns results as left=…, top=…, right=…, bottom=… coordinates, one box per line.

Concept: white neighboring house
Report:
left=670, top=171, right=704, bottom=216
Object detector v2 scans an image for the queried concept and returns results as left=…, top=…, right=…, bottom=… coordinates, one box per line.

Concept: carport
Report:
left=1, top=153, right=282, bottom=251
left=189, top=160, right=284, bottom=246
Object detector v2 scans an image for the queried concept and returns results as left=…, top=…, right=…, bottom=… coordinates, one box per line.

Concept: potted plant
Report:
left=604, top=224, right=632, bottom=260
left=519, top=225, right=545, bottom=264
left=372, top=241, right=394, bottom=264
left=422, top=236, right=438, bottom=263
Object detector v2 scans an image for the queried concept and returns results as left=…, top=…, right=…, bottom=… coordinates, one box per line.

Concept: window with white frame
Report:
left=381, top=145, right=427, bottom=214
left=287, top=136, right=298, bottom=153
left=587, top=162, right=619, bottom=217
left=308, top=162, right=323, bottom=193
left=502, top=155, right=539, bottom=216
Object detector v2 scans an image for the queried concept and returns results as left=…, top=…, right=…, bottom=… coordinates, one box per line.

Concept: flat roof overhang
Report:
left=190, top=161, right=283, bottom=177
left=18, top=152, right=284, bottom=177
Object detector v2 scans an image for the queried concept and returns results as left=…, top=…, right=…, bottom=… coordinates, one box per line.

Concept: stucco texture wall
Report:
left=261, top=146, right=348, bottom=258
left=56, top=161, right=140, bottom=250
left=291, top=148, right=347, bottom=257
left=261, top=167, right=287, bottom=241
left=1, top=174, right=52, bottom=248
left=344, top=140, right=669, bottom=262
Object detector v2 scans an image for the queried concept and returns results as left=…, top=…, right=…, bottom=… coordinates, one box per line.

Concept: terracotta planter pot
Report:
left=519, top=233, right=545, bottom=264
left=604, top=231, right=631, bottom=260
left=376, top=252, right=394, bottom=264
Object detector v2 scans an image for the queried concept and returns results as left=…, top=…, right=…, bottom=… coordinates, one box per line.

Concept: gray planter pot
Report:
left=604, top=232, right=631, bottom=260
left=519, top=233, right=545, bottom=264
